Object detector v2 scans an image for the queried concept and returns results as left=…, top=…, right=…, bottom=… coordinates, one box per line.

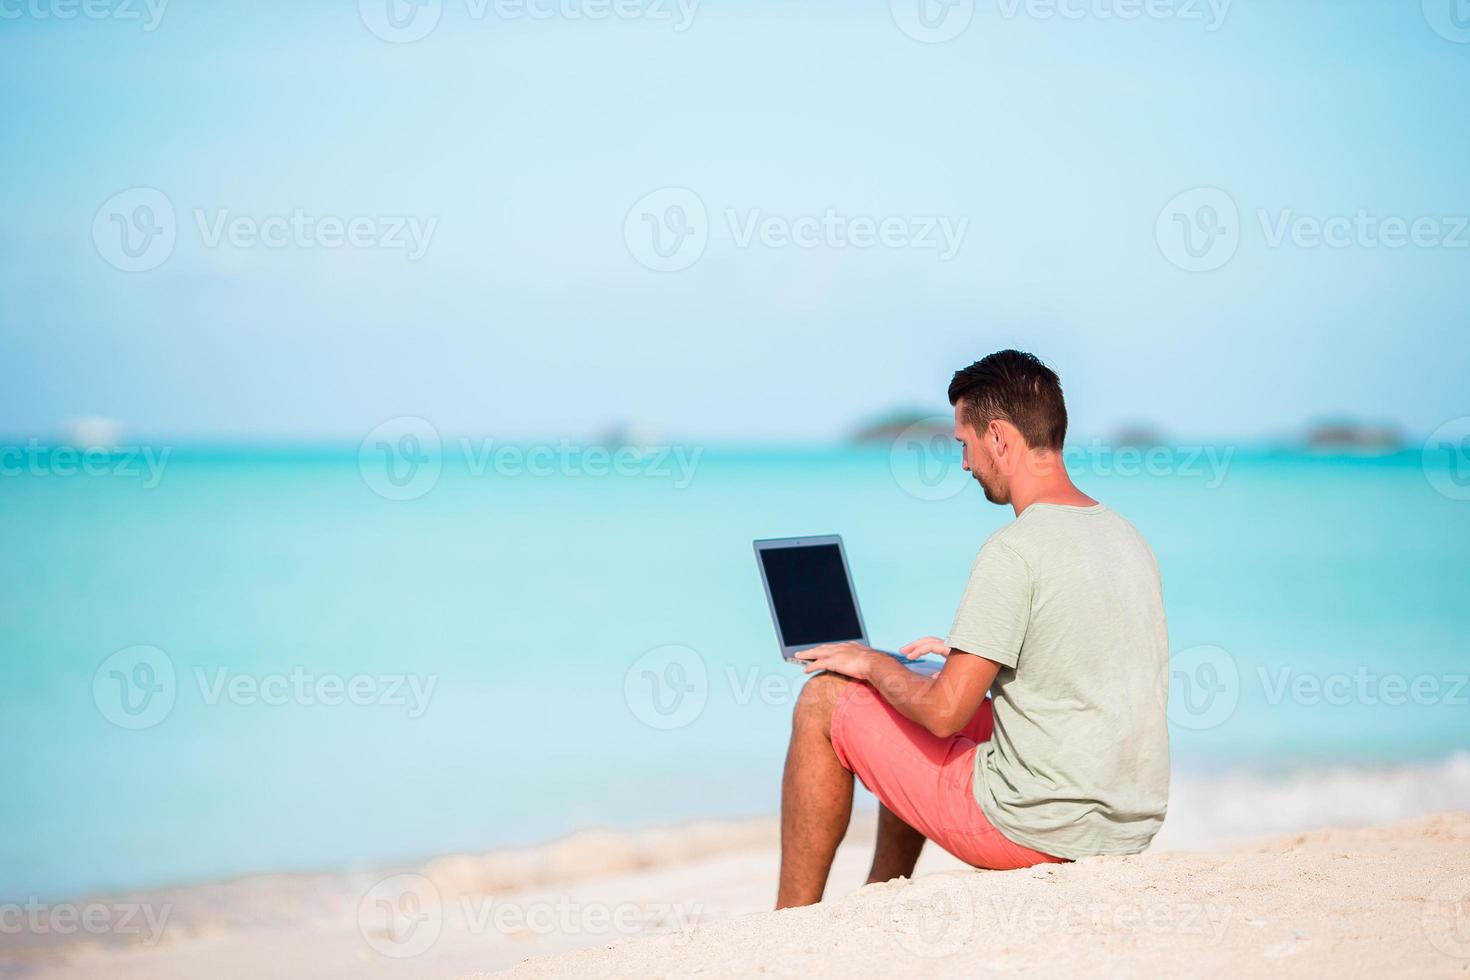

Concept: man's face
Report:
left=955, top=403, right=1009, bottom=505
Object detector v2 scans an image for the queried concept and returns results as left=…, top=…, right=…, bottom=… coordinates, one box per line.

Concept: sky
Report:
left=1, top=0, right=1467, bottom=443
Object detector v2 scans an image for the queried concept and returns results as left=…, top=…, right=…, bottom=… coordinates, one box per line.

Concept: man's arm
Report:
left=793, top=640, right=1000, bottom=737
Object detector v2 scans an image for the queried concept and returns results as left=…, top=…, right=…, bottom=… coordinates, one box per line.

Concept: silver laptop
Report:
left=753, top=534, right=941, bottom=676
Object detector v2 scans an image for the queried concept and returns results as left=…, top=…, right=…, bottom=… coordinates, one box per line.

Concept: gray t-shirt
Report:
left=947, top=502, right=1169, bottom=859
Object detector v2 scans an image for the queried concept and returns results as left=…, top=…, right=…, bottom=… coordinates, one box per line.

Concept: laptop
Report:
left=753, top=534, right=941, bottom=676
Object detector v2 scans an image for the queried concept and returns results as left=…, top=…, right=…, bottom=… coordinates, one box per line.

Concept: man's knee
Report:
left=793, top=672, right=852, bottom=735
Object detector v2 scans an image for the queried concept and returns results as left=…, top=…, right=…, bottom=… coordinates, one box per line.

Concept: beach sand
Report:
left=477, top=812, right=1470, bottom=980
left=6, top=811, right=1468, bottom=979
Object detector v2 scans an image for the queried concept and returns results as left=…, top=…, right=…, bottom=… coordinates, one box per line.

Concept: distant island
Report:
left=1304, top=419, right=1403, bottom=453
left=850, top=411, right=949, bottom=445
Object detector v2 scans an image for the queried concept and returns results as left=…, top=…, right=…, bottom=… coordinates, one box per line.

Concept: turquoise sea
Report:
left=2, top=442, right=1468, bottom=901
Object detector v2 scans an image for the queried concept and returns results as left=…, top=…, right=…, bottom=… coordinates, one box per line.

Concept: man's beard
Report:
left=976, top=470, right=1009, bottom=505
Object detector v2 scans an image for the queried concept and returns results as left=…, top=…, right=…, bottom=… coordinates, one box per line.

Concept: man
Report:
left=776, top=349, right=1169, bottom=909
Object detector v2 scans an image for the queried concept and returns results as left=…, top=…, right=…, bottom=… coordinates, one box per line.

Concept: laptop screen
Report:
left=758, top=543, right=864, bottom=648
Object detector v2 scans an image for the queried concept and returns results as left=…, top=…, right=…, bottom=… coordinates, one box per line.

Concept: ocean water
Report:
left=1, top=443, right=1467, bottom=901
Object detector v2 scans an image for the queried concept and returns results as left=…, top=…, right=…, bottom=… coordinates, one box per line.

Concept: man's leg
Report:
left=866, top=803, right=926, bottom=884
left=776, top=672, right=854, bottom=909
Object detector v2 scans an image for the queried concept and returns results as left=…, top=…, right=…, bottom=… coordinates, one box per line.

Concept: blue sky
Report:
left=1, top=0, right=1467, bottom=442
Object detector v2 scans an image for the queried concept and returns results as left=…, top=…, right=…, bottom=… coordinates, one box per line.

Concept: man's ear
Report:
left=987, top=419, right=1006, bottom=455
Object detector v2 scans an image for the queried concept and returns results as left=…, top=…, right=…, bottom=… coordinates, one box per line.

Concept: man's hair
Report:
left=947, top=350, right=1067, bottom=450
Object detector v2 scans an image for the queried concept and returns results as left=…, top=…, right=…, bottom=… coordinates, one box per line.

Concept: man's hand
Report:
left=899, top=636, right=951, bottom=659
left=794, top=642, right=883, bottom=679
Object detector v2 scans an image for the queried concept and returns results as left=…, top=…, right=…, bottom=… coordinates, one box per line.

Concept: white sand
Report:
left=477, top=812, right=1470, bottom=980
left=6, top=812, right=1468, bottom=979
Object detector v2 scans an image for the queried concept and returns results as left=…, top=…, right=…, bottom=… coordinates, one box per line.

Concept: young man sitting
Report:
left=777, top=349, right=1170, bottom=908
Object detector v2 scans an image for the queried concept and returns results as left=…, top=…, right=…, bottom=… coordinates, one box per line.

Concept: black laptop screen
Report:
left=760, top=544, right=863, bottom=648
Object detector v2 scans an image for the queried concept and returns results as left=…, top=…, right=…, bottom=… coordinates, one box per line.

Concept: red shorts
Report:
left=830, top=682, right=1067, bottom=871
